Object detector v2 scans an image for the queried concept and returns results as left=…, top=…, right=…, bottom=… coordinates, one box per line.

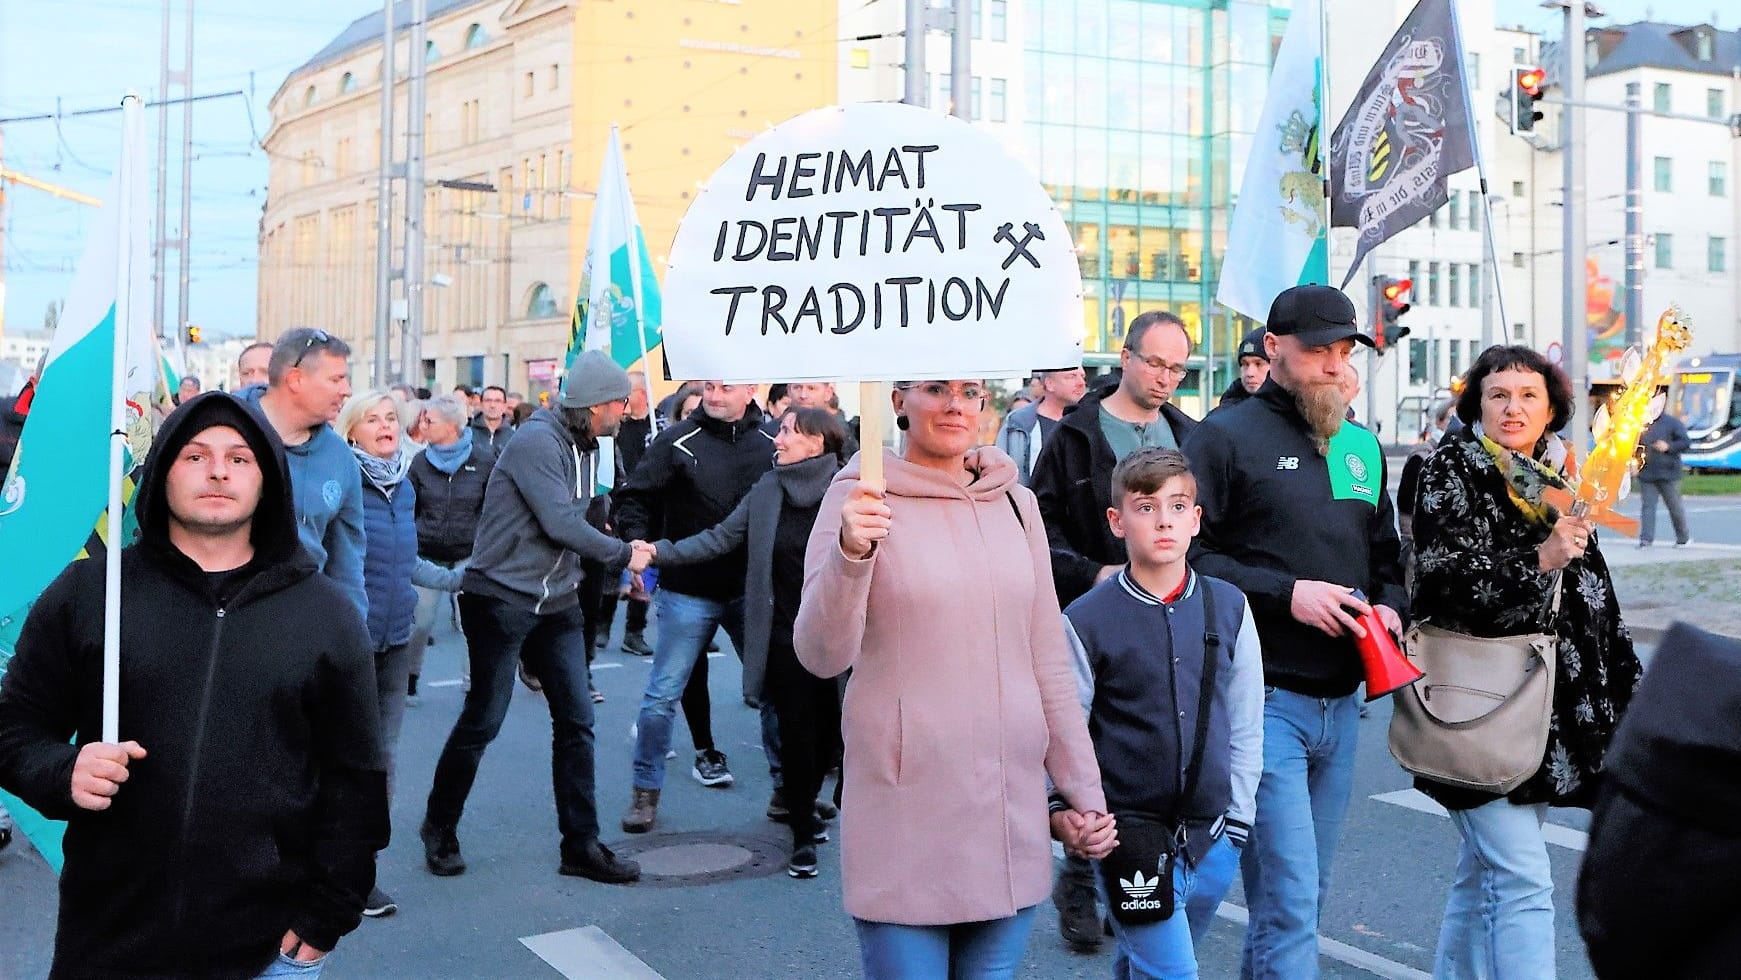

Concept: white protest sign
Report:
left=662, top=102, right=1083, bottom=383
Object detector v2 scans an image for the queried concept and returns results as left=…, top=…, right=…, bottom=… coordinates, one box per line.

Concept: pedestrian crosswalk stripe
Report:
left=520, top=925, right=664, bottom=979
left=1369, top=789, right=1589, bottom=852
left=1214, top=903, right=1431, bottom=980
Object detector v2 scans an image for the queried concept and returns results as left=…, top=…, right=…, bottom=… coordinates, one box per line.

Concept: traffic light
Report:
left=1512, top=67, right=1546, bottom=134
left=185, top=324, right=203, bottom=345
left=1371, top=276, right=1412, bottom=352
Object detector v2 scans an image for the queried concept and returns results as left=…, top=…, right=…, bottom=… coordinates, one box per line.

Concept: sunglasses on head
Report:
left=292, top=329, right=333, bottom=368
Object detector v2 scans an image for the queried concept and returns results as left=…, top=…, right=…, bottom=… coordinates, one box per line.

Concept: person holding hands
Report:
left=795, top=378, right=1114, bottom=978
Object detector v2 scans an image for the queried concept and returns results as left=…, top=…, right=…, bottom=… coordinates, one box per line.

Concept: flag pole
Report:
left=1448, top=0, right=1509, bottom=348
left=104, top=95, right=142, bottom=744
left=1317, top=0, right=1336, bottom=290
left=614, top=127, right=655, bottom=400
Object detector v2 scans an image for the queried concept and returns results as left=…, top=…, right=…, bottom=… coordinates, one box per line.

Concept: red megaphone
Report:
left=1349, top=589, right=1423, bottom=701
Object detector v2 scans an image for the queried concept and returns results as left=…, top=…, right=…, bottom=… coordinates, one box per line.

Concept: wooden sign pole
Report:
left=858, top=381, right=886, bottom=490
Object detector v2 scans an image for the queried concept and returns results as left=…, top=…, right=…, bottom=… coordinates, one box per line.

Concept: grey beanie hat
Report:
left=559, top=350, right=632, bottom=408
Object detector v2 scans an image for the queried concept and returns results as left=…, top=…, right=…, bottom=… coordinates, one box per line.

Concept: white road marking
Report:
left=591, top=662, right=624, bottom=670
left=1370, top=789, right=1588, bottom=852
left=520, top=925, right=664, bottom=979
left=1214, top=903, right=1430, bottom=980
left=427, top=679, right=464, bottom=689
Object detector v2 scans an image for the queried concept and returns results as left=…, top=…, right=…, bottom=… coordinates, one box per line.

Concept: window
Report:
left=1428, top=261, right=1441, bottom=305
left=1513, top=322, right=1526, bottom=341
left=303, top=85, right=318, bottom=108
left=1653, top=82, right=1671, bottom=114
left=989, top=77, right=1007, bottom=122
left=1407, top=260, right=1422, bottom=302
left=971, top=0, right=981, bottom=39
left=526, top=283, right=558, bottom=318
left=1512, top=180, right=1525, bottom=198
left=1712, top=161, right=1727, bottom=197
left=990, top=0, right=1007, bottom=41
left=524, top=71, right=535, bottom=98
left=339, top=72, right=357, bottom=94
left=1468, top=263, right=1481, bottom=306
left=1450, top=338, right=1465, bottom=376
left=425, top=40, right=440, bottom=63
left=1448, top=264, right=1461, bottom=306
left=1409, top=339, right=1429, bottom=384
left=334, top=136, right=353, bottom=177
left=1655, top=232, right=1674, bottom=269
left=457, top=355, right=484, bottom=387
left=464, top=23, right=488, bottom=49
left=1654, top=156, right=1672, bottom=192
left=1468, top=52, right=1481, bottom=88
left=1710, top=88, right=1727, bottom=119
left=1449, top=190, right=1461, bottom=230
left=1428, top=206, right=1440, bottom=229
left=549, top=63, right=560, bottom=91
left=1710, top=236, right=1728, bottom=273
left=1512, top=46, right=1527, bottom=65
left=1513, top=251, right=1526, bottom=268
left=1468, top=201, right=1480, bottom=234
left=1698, top=31, right=1714, bottom=61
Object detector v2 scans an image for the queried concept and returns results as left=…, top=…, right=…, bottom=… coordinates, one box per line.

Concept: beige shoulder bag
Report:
left=1387, top=573, right=1561, bottom=794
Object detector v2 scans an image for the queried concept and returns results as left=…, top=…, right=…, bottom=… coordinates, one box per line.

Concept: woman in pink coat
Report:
left=794, top=379, right=1115, bottom=979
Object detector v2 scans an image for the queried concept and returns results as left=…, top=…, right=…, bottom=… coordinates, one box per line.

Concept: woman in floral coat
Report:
left=1410, top=344, right=1642, bottom=979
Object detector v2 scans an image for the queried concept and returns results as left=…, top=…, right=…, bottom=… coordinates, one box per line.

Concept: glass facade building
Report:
left=1018, top=0, right=1289, bottom=405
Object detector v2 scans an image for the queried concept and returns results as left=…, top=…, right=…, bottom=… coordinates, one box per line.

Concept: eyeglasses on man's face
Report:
left=1127, top=352, right=1189, bottom=379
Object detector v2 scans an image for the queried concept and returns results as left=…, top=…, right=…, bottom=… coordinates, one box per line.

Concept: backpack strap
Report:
left=1172, top=576, right=1222, bottom=847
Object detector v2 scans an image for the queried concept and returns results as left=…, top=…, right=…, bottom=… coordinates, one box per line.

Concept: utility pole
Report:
left=1558, top=0, right=1598, bottom=446
left=403, top=0, right=427, bottom=387
left=372, top=0, right=396, bottom=387
left=903, top=0, right=927, bottom=106
left=950, top=0, right=970, bottom=120
left=154, top=0, right=171, bottom=342
left=1623, top=81, right=1644, bottom=347
left=176, top=0, right=194, bottom=349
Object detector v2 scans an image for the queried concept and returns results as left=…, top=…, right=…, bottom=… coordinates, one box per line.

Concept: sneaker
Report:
left=420, top=820, right=466, bottom=877
left=621, top=787, right=660, bottom=834
left=1054, top=866, right=1103, bottom=950
left=814, top=799, right=838, bottom=821
left=519, top=660, right=543, bottom=693
left=559, top=839, right=641, bottom=884
left=594, top=633, right=608, bottom=651
left=788, top=844, right=818, bottom=878
left=621, top=631, right=655, bottom=657
left=1676, top=538, right=1696, bottom=548
left=362, top=886, right=398, bottom=918
left=692, top=749, right=734, bottom=787
left=766, top=789, right=789, bottom=821
left=591, top=687, right=606, bottom=704
left=1637, top=540, right=1652, bottom=548
left=812, top=825, right=830, bottom=844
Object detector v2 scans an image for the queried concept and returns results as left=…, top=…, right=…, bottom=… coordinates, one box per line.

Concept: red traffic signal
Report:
left=1512, top=67, right=1547, bottom=133
left=1517, top=68, right=1546, bottom=96
left=1382, top=279, right=1412, bottom=305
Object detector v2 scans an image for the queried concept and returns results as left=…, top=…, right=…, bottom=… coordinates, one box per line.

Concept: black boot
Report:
left=560, top=839, right=641, bottom=883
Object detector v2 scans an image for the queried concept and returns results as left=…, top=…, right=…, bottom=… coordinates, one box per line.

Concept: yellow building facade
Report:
left=568, top=0, right=839, bottom=384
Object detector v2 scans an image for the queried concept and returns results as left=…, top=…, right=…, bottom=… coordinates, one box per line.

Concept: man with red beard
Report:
left=1181, top=284, right=1407, bottom=979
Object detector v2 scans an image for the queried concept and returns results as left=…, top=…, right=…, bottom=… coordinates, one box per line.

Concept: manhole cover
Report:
left=636, top=843, right=753, bottom=876
left=609, top=830, right=789, bottom=887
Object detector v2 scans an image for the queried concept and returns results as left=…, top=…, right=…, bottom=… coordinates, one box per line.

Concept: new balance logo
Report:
left=1276, top=456, right=1300, bottom=470
left=1120, top=870, right=1160, bottom=900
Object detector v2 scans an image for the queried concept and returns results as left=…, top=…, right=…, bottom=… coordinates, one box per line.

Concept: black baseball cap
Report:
left=1236, top=326, right=1269, bottom=363
left=1265, top=285, right=1374, bottom=348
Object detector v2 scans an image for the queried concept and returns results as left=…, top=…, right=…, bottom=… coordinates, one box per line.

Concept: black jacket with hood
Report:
left=614, top=402, right=775, bottom=601
left=1030, top=382, right=1199, bottom=606
left=0, top=393, right=389, bottom=980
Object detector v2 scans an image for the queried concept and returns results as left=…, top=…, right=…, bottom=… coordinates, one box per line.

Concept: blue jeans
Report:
left=632, top=590, right=779, bottom=790
left=855, top=906, right=1038, bottom=979
left=254, top=952, right=325, bottom=978
left=1096, top=836, right=1243, bottom=980
left=425, top=594, right=600, bottom=853
left=1240, top=689, right=1360, bottom=980
left=1434, top=799, right=1555, bottom=979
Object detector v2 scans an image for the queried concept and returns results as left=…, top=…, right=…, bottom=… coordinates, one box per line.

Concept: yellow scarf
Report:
left=1475, top=429, right=1576, bottom=528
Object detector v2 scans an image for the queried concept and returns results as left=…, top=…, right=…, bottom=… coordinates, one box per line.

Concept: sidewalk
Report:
left=1607, top=553, right=1741, bottom=642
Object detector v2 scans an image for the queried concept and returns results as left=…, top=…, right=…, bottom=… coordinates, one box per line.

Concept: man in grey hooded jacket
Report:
left=420, top=351, right=653, bottom=884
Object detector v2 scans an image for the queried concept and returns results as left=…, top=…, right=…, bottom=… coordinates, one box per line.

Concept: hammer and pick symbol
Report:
left=994, top=221, right=1045, bottom=270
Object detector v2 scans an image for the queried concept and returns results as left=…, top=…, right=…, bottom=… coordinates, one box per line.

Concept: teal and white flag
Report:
left=0, top=96, right=157, bottom=871
left=1216, top=0, right=1331, bottom=322
left=567, top=125, right=662, bottom=375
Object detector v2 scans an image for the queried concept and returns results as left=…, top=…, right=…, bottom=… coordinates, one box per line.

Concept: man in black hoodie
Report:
left=1182, top=285, right=1406, bottom=979
left=0, top=392, right=388, bottom=979
left=615, top=380, right=777, bottom=833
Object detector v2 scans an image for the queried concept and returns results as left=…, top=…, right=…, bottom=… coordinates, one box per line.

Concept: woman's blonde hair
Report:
left=337, top=389, right=404, bottom=443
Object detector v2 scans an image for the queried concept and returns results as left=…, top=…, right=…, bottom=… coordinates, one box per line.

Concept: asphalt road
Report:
left=3, top=603, right=1644, bottom=979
